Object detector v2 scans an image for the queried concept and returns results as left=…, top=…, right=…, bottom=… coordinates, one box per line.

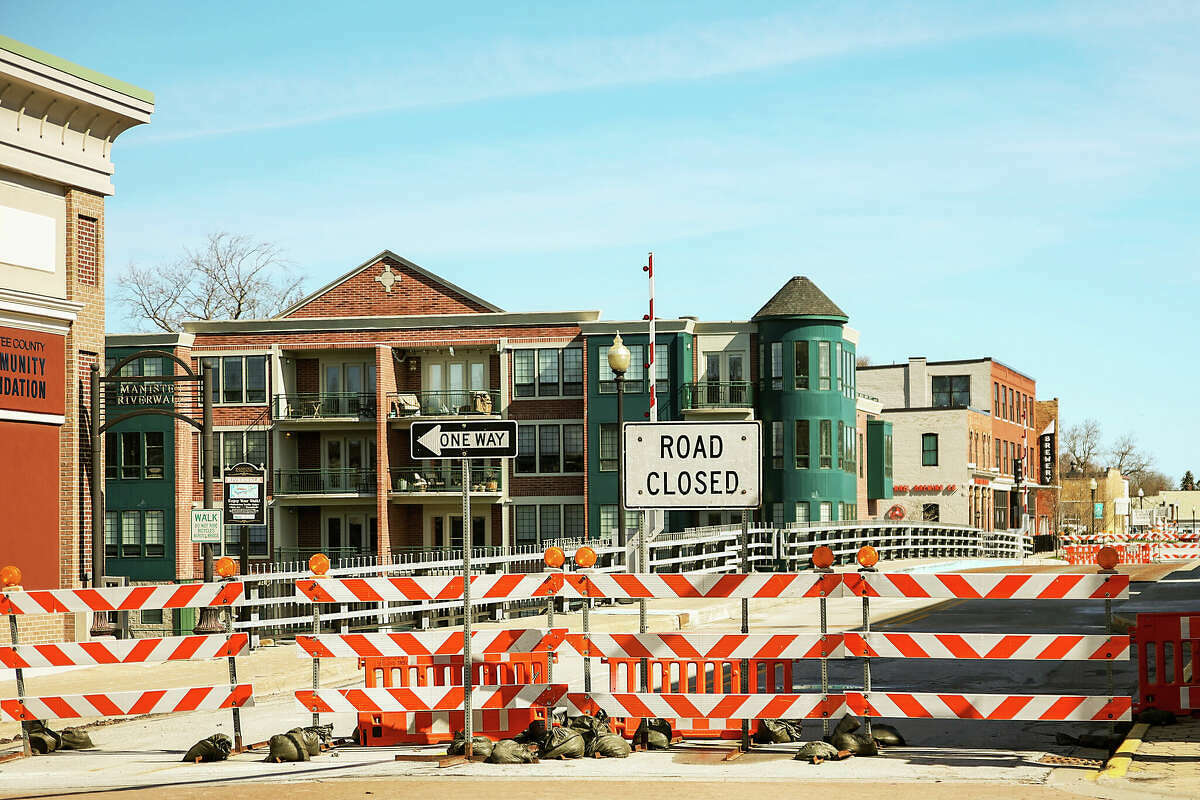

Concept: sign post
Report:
left=409, top=419, right=518, bottom=761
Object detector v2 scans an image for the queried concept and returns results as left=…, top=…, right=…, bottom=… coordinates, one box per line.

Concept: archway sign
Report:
left=92, top=349, right=221, bottom=635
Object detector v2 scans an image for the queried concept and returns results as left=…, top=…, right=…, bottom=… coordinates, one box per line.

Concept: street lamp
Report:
left=1089, top=477, right=1098, bottom=540
left=608, top=333, right=631, bottom=550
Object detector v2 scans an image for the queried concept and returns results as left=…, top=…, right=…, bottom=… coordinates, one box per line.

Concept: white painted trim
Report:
left=0, top=408, right=63, bottom=425
left=511, top=496, right=586, bottom=504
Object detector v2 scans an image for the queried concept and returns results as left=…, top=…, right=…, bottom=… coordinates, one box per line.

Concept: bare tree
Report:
left=1133, top=470, right=1171, bottom=497
left=856, top=355, right=872, bottom=367
left=1108, top=433, right=1153, bottom=485
left=1060, top=419, right=1103, bottom=475
left=116, top=233, right=305, bottom=331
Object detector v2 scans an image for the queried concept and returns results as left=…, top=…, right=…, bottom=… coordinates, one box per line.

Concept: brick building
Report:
left=0, top=38, right=152, bottom=643
left=857, top=357, right=1056, bottom=532
left=105, top=264, right=896, bottom=581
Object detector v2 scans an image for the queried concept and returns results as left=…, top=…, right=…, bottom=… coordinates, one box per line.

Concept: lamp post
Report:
left=1089, top=477, right=1098, bottom=540
left=608, top=333, right=631, bottom=552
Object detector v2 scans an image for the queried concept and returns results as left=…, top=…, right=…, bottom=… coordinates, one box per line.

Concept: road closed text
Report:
left=624, top=422, right=761, bottom=510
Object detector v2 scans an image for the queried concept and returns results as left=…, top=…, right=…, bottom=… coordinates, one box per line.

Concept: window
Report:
left=819, top=502, right=832, bottom=522
left=653, top=344, right=670, bottom=393
left=922, top=503, right=940, bottom=522
left=795, top=420, right=810, bottom=469
left=819, top=420, right=832, bottom=468
left=562, top=424, right=584, bottom=472
left=771, top=422, right=783, bottom=469
left=221, top=356, right=242, bottom=403
left=514, top=351, right=535, bottom=397
left=932, top=375, right=970, bottom=408
left=794, top=341, right=809, bottom=389
left=120, top=432, right=141, bottom=479
left=599, top=423, right=618, bottom=471
left=844, top=425, right=856, bottom=475
left=836, top=343, right=843, bottom=393
left=145, top=432, right=164, bottom=479
left=837, top=421, right=845, bottom=470
left=208, top=430, right=269, bottom=478
left=564, top=505, right=585, bottom=539
left=515, top=506, right=537, bottom=545
left=539, top=504, right=561, bottom=541
left=598, top=505, right=640, bottom=543
left=104, top=512, right=117, bottom=557
left=838, top=502, right=845, bottom=522
left=538, top=425, right=560, bottom=473
left=922, top=433, right=939, bottom=466
left=121, top=511, right=140, bottom=558
left=538, top=350, right=560, bottom=396
left=199, top=355, right=268, bottom=404
left=994, top=382, right=1000, bottom=417
left=795, top=502, right=809, bottom=524
left=516, top=425, right=537, bottom=473
left=224, top=524, right=268, bottom=557
left=1008, top=388, right=1014, bottom=421
left=858, top=432, right=865, bottom=477
left=598, top=344, right=644, bottom=393
left=562, top=349, right=583, bottom=396
left=772, top=503, right=784, bottom=525
left=885, top=434, right=893, bottom=478
left=143, top=511, right=165, bottom=557
left=141, top=609, right=164, bottom=625
left=818, top=342, right=831, bottom=390
left=770, top=342, right=782, bottom=390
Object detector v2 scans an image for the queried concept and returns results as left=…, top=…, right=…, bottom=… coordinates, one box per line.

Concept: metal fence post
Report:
left=7, top=613, right=31, bottom=757
left=818, top=569, right=832, bottom=738
left=860, top=568, right=874, bottom=741
left=740, top=510, right=750, bottom=753
left=223, top=605, right=244, bottom=751
left=638, top=513, right=648, bottom=694
left=461, top=457, right=474, bottom=760
left=311, top=597, right=320, bottom=728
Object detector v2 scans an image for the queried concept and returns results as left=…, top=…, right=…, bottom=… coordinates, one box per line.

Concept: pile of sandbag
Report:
left=566, top=712, right=631, bottom=759
left=794, top=714, right=906, bottom=763
left=445, top=732, right=494, bottom=761
left=25, top=721, right=94, bottom=755
left=266, top=726, right=327, bottom=763
left=486, top=739, right=537, bottom=764
left=633, top=718, right=672, bottom=750
left=182, top=734, right=232, bottom=763
left=753, top=718, right=804, bottom=744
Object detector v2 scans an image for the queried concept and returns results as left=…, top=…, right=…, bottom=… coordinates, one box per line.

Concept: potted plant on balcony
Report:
left=485, top=469, right=499, bottom=491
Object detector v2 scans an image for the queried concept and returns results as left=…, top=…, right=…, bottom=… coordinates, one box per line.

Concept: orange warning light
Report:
left=574, top=546, right=598, bottom=569
left=1096, top=546, right=1120, bottom=571
left=543, top=546, right=566, bottom=569
left=812, top=546, right=834, bottom=570
left=308, top=552, right=331, bottom=576
left=856, top=545, right=879, bottom=569
left=0, top=565, right=21, bottom=587
left=215, top=557, right=238, bottom=578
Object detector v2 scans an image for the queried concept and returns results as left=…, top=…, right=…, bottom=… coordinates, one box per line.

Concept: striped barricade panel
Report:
left=0, top=684, right=254, bottom=721
left=294, top=574, right=562, bottom=604
left=845, top=691, right=1131, bottom=721
left=560, top=573, right=843, bottom=600
left=295, top=629, right=568, bottom=659
left=842, top=632, right=1129, bottom=661
left=294, top=684, right=567, bottom=713
left=562, top=692, right=847, bottom=721
left=561, top=633, right=844, bottom=660
left=0, top=633, right=250, bottom=669
left=842, top=572, right=1129, bottom=600
left=0, top=582, right=247, bottom=615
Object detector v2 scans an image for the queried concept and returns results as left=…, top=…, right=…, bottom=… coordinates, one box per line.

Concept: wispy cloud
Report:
left=134, top=2, right=1200, bottom=144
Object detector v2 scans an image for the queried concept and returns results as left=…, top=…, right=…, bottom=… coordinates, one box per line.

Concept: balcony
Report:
left=274, top=393, right=376, bottom=421
left=388, top=466, right=503, bottom=502
left=680, top=381, right=754, bottom=410
left=274, top=468, right=377, bottom=496
left=386, top=390, right=500, bottom=423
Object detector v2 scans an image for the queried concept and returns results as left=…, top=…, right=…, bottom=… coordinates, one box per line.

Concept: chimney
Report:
left=907, top=357, right=929, bottom=407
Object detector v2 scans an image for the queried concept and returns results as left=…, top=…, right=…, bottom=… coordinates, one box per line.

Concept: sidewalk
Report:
left=1118, top=717, right=1200, bottom=795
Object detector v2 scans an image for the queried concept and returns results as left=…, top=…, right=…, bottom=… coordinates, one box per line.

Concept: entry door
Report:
left=727, top=352, right=746, bottom=403
left=705, top=354, right=721, bottom=404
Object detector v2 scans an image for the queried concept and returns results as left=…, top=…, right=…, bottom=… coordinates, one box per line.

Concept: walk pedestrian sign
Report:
left=190, top=508, right=222, bottom=543
left=623, top=421, right=761, bottom=510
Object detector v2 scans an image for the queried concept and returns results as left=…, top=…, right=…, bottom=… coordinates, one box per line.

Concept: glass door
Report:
left=325, top=439, right=343, bottom=491
left=705, top=354, right=721, bottom=405
left=449, top=363, right=465, bottom=412
left=347, top=515, right=365, bottom=553
left=728, top=352, right=745, bottom=404
left=345, top=364, right=363, bottom=416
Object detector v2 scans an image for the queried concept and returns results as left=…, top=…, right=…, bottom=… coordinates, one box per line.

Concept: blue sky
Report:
left=8, top=1, right=1199, bottom=481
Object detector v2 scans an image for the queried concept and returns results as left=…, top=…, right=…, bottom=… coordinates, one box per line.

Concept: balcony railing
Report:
left=386, top=390, right=499, bottom=419
left=389, top=466, right=502, bottom=493
left=680, top=381, right=754, bottom=410
left=274, top=393, right=376, bottom=420
left=274, top=468, right=377, bottom=495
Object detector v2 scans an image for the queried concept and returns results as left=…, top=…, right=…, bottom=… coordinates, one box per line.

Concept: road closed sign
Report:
left=623, top=421, right=761, bottom=510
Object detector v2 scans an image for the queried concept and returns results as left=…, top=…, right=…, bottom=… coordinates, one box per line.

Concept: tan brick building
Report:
left=0, top=36, right=152, bottom=642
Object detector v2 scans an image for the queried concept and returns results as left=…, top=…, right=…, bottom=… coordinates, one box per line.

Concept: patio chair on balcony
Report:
left=390, top=393, right=420, bottom=417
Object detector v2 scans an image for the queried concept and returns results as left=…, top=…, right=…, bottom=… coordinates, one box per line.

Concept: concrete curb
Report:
left=1094, top=722, right=1149, bottom=780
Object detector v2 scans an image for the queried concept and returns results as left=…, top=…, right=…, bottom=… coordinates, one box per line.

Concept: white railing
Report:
left=236, top=521, right=1029, bottom=639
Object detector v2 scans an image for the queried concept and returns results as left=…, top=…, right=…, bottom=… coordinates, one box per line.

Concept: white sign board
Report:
left=623, top=421, right=761, bottom=510
left=1131, top=508, right=1154, bottom=526
left=190, top=508, right=223, bottom=543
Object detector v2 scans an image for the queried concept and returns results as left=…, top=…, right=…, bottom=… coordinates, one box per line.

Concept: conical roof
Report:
left=752, top=276, right=847, bottom=321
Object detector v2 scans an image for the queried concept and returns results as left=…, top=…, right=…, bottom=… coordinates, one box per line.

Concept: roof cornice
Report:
left=184, top=309, right=601, bottom=335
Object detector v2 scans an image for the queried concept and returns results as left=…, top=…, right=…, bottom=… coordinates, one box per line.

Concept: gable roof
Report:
left=751, top=276, right=847, bottom=321
left=277, top=250, right=503, bottom=318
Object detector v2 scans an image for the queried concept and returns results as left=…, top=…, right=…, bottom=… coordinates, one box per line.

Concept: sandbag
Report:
left=587, top=732, right=631, bottom=759
left=567, top=712, right=611, bottom=743
left=832, top=731, right=878, bottom=756
left=59, top=728, right=95, bottom=750
left=267, top=732, right=310, bottom=762
left=754, top=718, right=803, bottom=744
left=487, top=738, right=536, bottom=764
left=633, top=718, right=672, bottom=750
left=871, top=723, right=906, bottom=747
left=540, top=726, right=585, bottom=759
left=832, top=713, right=861, bottom=737
left=795, top=740, right=839, bottom=762
left=26, top=720, right=60, bottom=755
left=446, top=733, right=494, bottom=761
left=287, top=727, right=322, bottom=757
left=514, top=720, right=548, bottom=745
left=182, top=733, right=232, bottom=762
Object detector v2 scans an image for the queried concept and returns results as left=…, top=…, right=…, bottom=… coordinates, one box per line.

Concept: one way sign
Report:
left=410, top=420, right=519, bottom=460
